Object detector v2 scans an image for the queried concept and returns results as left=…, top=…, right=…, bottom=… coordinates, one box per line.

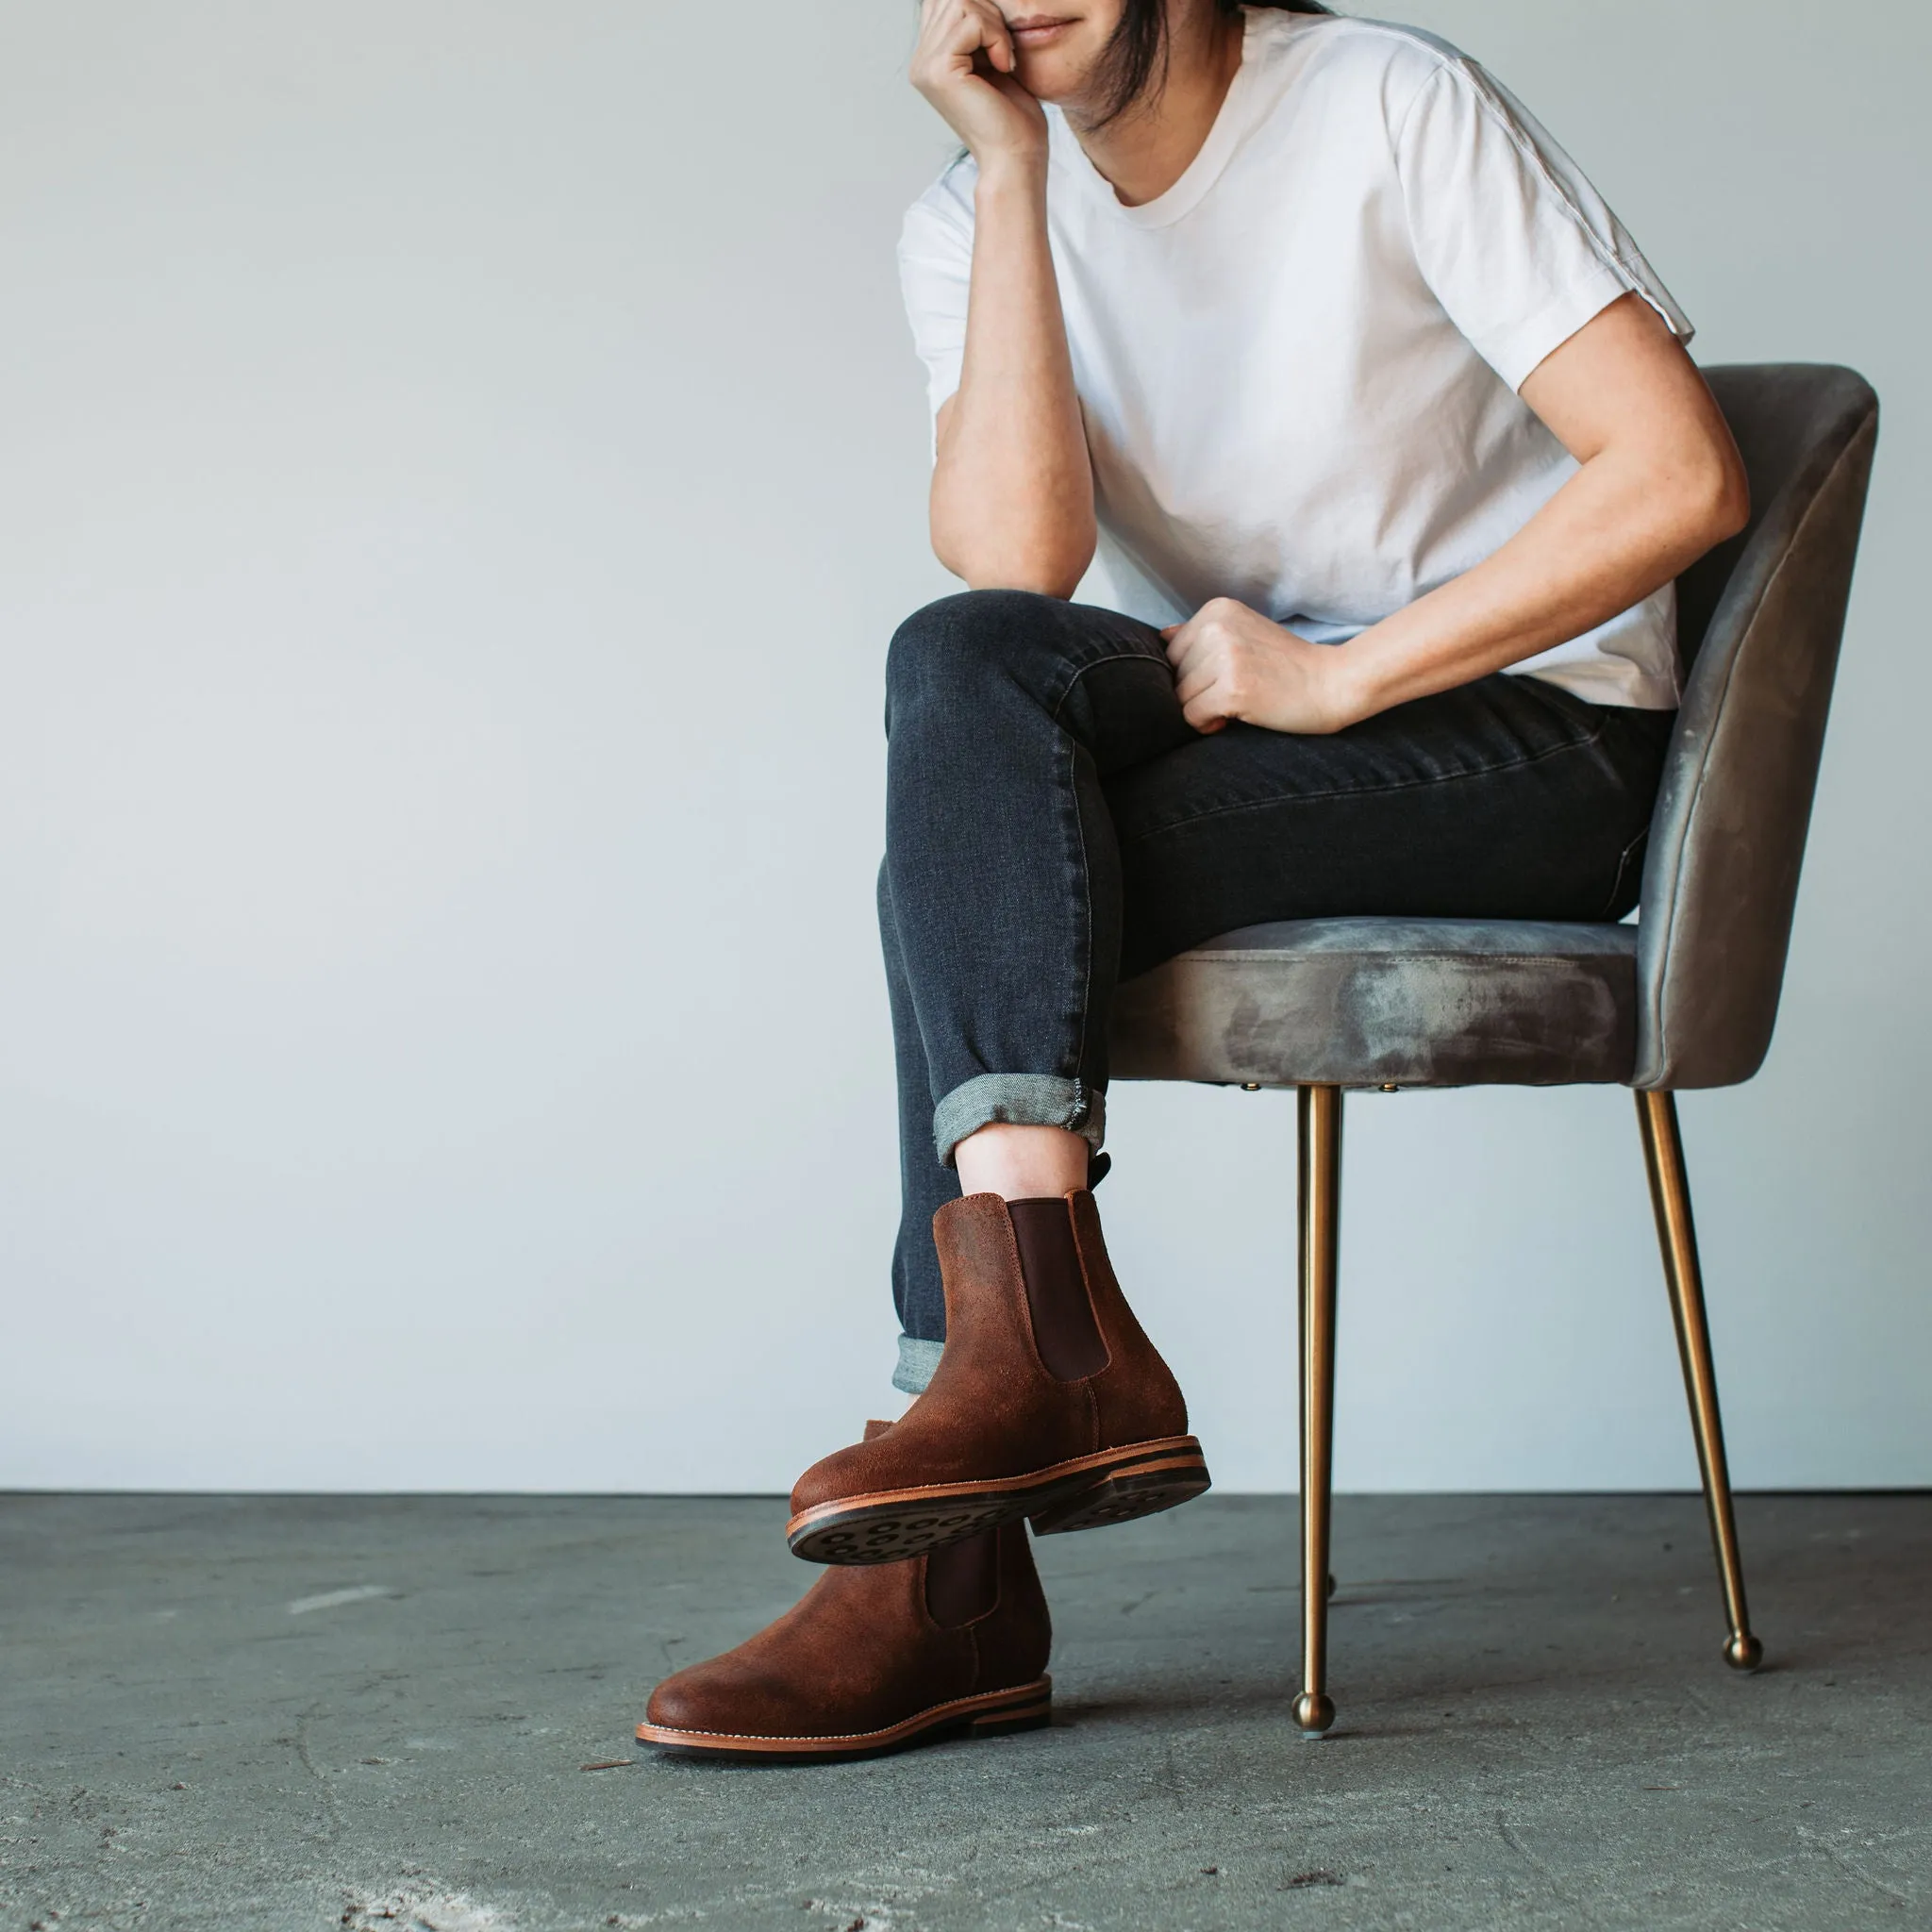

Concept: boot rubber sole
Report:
left=637, top=1676, right=1053, bottom=1761
left=786, top=1436, right=1210, bottom=1564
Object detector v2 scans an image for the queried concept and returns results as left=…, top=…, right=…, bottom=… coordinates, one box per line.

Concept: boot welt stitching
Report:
left=638, top=1678, right=1053, bottom=1750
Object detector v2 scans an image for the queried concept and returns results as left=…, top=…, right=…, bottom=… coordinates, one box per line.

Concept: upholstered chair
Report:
left=1111, top=365, right=1881, bottom=1735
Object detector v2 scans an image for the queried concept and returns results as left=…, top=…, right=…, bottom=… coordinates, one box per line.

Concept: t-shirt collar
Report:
left=1049, top=6, right=1271, bottom=230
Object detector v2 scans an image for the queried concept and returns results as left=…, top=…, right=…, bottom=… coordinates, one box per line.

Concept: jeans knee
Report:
left=885, top=589, right=1066, bottom=718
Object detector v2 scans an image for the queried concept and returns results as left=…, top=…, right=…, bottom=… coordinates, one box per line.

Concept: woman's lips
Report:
left=1008, top=16, right=1076, bottom=44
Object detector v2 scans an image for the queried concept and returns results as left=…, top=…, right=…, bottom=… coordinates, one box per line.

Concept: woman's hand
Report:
left=1162, top=598, right=1359, bottom=736
left=911, top=0, right=1048, bottom=170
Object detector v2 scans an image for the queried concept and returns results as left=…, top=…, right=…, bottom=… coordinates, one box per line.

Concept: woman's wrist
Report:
left=973, top=148, right=1049, bottom=200
left=1324, top=635, right=1390, bottom=732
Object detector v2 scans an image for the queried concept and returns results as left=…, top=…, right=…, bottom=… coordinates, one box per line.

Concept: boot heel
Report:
left=1029, top=1439, right=1211, bottom=1536
left=967, top=1691, right=1052, bottom=1738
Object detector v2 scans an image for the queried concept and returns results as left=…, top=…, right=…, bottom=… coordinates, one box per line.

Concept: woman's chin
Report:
left=1012, top=53, right=1095, bottom=106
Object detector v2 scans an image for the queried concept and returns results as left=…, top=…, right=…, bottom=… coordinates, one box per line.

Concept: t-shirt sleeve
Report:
left=897, top=173, right=976, bottom=421
left=1393, top=57, right=1693, bottom=392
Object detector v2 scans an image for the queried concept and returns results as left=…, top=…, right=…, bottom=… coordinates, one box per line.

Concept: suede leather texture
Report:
left=1108, top=364, right=1878, bottom=1095
left=790, top=1191, right=1189, bottom=1517
left=642, top=1519, right=1049, bottom=1744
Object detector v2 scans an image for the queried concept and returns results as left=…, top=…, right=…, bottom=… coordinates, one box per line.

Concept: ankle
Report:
left=954, top=1123, right=1089, bottom=1201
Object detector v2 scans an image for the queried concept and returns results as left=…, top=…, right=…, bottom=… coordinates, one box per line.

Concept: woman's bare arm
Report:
left=911, top=0, right=1094, bottom=596
left=1164, top=295, right=1751, bottom=733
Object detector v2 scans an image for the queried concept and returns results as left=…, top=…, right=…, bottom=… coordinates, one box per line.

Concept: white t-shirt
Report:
left=897, top=8, right=1694, bottom=708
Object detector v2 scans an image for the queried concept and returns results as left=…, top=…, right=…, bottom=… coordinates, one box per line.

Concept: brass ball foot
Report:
left=1724, top=1631, right=1764, bottom=1673
left=1293, top=1691, right=1336, bottom=1736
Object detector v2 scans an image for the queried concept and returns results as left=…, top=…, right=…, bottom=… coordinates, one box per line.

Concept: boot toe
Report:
left=790, top=1438, right=880, bottom=1517
left=644, top=1661, right=788, bottom=1740
left=646, top=1657, right=874, bottom=1745
left=643, top=1664, right=721, bottom=1735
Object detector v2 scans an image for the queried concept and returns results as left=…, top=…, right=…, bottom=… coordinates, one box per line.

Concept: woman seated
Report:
left=641, top=0, right=1746, bottom=1759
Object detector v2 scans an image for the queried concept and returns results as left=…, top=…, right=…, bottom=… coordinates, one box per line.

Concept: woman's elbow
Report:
left=1706, top=451, right=1752, bottom=546
left=1640, top=443, right=1749, bottom=566
left=1683, top=435, right=1752, bottom=550
left=930, top=524, right=1096, bottom=601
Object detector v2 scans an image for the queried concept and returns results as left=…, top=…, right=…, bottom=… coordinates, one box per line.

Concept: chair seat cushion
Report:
left=1110, top=917, right=1640, bottom=1090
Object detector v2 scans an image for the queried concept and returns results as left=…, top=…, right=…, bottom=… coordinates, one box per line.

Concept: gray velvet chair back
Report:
left=1634, top=365, right=1879, bottom=1089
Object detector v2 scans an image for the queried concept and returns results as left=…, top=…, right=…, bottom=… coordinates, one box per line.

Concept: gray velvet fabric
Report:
left=1109, top=364, right=1878, bottom=1095
left=1632, top=366, right=1879, bottom=1088
left=1109, top=917, right=1639, bottom=1089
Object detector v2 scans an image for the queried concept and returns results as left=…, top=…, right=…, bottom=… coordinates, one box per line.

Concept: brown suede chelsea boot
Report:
left=786, top=1190, right=1208, bottom=1564
left=638, top=1432, right=1052, bottom=1760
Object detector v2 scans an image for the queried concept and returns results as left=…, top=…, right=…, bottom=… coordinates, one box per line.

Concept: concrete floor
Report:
left=2, top=1493, right=1927, bottom=1932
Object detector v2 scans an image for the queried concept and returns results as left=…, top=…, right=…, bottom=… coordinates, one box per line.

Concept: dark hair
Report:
left=1090, top=0, right=1333, bottom=129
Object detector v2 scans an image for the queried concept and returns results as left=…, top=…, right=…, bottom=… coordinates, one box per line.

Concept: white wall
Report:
left=1, top=1, right=1924, bottom=1492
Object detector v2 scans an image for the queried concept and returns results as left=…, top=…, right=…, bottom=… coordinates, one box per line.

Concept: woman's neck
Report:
left=1070, top=5, right=1246, bottom=208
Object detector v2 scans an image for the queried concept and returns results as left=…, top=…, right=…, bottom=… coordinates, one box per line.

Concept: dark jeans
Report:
left=881, top=590, right=1674, bottom=1391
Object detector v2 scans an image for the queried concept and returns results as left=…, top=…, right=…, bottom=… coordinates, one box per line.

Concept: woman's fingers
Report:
left=1180, top=693, right=1231, bottom=734
left=969, top=0, right=1015, bottom=74
left=919, top=0, right=1013, bottom=77
left=1172, top=657, right=1214, bottom=704
left=911, top=0, right=1040, bottom=154
left=1164, top=621, right=1214, bottom=688
left=1171, top=641, right=1233, bottom=729
left=1166, top=624, right=1210, bottom=688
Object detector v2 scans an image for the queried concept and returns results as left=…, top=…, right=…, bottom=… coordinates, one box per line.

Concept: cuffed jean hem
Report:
left=932, top=1073, right=1106, bottom=1170
left=893, top=1334, right=944, bottom=1396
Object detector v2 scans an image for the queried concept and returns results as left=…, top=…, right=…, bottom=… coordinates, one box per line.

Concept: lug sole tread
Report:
left=788, top=1438, right=1211, bottom=1563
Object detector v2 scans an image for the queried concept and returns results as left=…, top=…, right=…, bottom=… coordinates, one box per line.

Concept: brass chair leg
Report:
left=1295, top=1084, right=1343, bottom=1734
left=1635, top=1090, right=1765, bottom=1673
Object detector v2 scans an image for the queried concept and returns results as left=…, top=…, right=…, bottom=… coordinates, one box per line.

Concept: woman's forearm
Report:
left=1332, top=437, right=1746, bottom=723
left=1333, top=300, right=1749, bottom=722
left=929, top=160, right=1095, bottom=597
left=1162, top=305, right=1747, bottom=740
